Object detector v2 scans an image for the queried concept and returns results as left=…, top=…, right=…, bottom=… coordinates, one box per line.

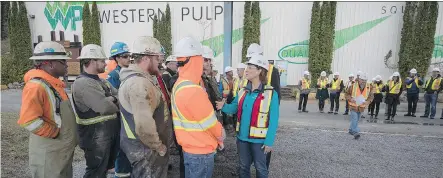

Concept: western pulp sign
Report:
left=27, top=2, right=443, bottom=85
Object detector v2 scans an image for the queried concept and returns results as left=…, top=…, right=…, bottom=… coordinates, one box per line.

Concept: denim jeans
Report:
left=424, top=93, right=438, bottom=118
left=237, top=139, right=269, bottom=178
left=114, top=149, right=132, bottom=178
left=349, top=111, right=361, bottom=135
left=183, top=152, right=215, bottom=178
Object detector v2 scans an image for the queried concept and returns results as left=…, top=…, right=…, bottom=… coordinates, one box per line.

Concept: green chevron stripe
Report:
left=201, top=18, right=270, bottom=57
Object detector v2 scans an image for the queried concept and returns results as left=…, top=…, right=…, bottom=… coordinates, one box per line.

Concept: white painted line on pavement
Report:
left=288, top=127, right=443, bottom=139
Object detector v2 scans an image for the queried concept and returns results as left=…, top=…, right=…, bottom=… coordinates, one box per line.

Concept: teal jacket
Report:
left=222, top=83, right=280, bottom=146
left=107, top=65, right=122, bottom=89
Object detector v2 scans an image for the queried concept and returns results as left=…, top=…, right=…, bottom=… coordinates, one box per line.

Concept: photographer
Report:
left=404, top=69, right=423, bottom=117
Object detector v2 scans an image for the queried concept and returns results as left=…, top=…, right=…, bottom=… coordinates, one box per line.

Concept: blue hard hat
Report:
left=110, top=42, right=129, bottom=57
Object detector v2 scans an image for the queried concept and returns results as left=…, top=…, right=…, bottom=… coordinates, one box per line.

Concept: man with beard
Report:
left=118, top=36, right=172, bottom=178
left=72, top=44, right=120, bottom=178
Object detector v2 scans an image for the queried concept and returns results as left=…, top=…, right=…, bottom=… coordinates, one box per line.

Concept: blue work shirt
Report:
left=405, top=77, right=423, bottom=95
left=221, top=83, right=280, bottom=146
left=107, top=65, right=122, bottom=89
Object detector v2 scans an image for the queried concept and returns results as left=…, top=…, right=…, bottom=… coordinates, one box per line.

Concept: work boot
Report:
left=440, top=117, right=443, bottom=120
left=390, top=116, right=394, bottom=121
left=385, top=116, right=390, bottom=121
left=354, top=134, right=361, bottom=140
left=420, top=115, right=428, bottom=118
left=404, top=113, right=412, bottom=117
left=430, top=117, right=435, bottom=120
left=411, top=113, right=416, bottom=117
left=343, top=112, right=348, bottom=115
left=302, top=110, right=309, bottom=113
left=328, top=110, right=333, bottom=114
left=361, top=115, right=366, bottom=119
left=334, top=111, right=338, bottom=115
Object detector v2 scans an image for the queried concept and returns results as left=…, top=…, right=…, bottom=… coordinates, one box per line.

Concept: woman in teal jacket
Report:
left=216, top=54, right=279, bottom=178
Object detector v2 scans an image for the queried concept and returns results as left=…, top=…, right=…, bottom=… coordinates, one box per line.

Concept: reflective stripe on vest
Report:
left=425, top=77, right=441, bottom=90
left=406, top=78, right=419, bottom=89
left=233, top=78, right=240, bottom=97
left=267, top=65, right=274, bottom=86
left=302, top=79, right=311, bottom=89
left=389, top=79, right=402, bottom=94
left=171, top=80, right=218, bottom=131
left=236, top=85, right=273, bottom=139
left=221, top=78, right=231, bottom=96
left=25, top=79, right=62, bottom=130
left=76, top=114, right=117, bottom=125
left=331, top=79, right=342, bottom=90
left=373, top=83, right=383, bottom=94
left=318, top=78, right=328, bottom=89
left=120, top=111, right=136, bottom=139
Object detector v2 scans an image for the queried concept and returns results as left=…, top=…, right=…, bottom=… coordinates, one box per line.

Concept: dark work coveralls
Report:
left=368, top=82, right=384, bottom=118
left=316, top=78, right=329, bottom=112
left=327, top=78, right=345, bottom=114
left=383, top=79, right=404, bottom=121
left=73, top=73, right=120, bottom=178
left=404, top=77, right=423, bottom=116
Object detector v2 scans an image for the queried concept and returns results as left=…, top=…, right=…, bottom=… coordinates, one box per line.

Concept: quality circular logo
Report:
left=278, top=43, right=309, bottom=64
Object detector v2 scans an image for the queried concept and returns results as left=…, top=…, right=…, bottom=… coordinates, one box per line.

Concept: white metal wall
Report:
left=26, top=2, right=443, bottom=85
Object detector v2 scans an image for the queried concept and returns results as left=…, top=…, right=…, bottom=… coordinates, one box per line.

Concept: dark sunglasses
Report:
left=118, top=54, right=131, bottom=59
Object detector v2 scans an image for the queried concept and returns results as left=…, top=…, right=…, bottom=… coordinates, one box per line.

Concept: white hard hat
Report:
left=410, top=68, right=417, bottom=74
left=372, top=78, right=376, bottom=81
left=174, top=36, right=203, bottom=57
left=161, top=63, right=166, bottom=69
left=357, top=70, right=362, bottom=76
left=237, top=63, right=247, bottom=69
left=78, top=44, right=107, bottom=60
left=225, top=66, right=234, bottom=73
left=202, top=46, right=214, bottom=59
left=320, top=71, right=327, bottom=77
left=246, top=54, right=269, bottom=71
left=360, top=73, right=368, bottom=80
left=393, top=72, right=400, bottom=77
left=375, top=75, right=382, bottom=81
left=303, top=71, right=310, bottom=75
left=246, top=43, right=263, bottom=57
left=349, top=73, right=354, bottom=77
left=30, top=41, right=71, bottom=60
left=130, top=36, right=163, bottom=56
left=432, top=68, right=440, bottom=72
left=334, top=72, right=340, bottom=76
left=165, top=55, right=177, bottom=62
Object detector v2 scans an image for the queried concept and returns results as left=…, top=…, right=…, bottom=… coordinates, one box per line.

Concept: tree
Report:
left=308, top=1, right=321, bottom=83
left=90, top=1, right=101, bottom=45
left=82, top=2, right=92, bottom=45
left=153, top=14, right=158, bottom=39
left=8, top=2, right=18, bottom=56
left=164, top=3, right=172, bottom=57
left=398, top=2, right=415, bottom=78
left=16, top=2, right=33, bottom=61
left=1, top=2, right=10, bottom=40
left=250, top=1, right=261, bottom=45
left=241, top=1, right=252, bottom=62
left=421, top=2, right=439, bottom=76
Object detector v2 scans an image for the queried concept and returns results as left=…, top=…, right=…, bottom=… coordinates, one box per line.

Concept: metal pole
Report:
left=223, top=1, right=233, bottom=70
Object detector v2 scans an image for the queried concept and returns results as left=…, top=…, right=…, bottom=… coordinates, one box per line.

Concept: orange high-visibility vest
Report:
left=349, top=83, right=370, bottom=107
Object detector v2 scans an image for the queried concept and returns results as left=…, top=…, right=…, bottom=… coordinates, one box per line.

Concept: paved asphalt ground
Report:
left=2, top=89, right=443, bottom=178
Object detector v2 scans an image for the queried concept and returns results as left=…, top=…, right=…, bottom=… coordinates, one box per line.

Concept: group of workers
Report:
left=18, top=36, right=281, bottom=178
left=297, top=68, right=443, bottom=139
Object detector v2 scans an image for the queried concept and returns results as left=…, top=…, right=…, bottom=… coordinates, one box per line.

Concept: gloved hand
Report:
left=157, top=144, right=167, bottom=156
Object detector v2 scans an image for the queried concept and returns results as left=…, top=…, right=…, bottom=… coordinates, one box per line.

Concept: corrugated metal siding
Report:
left=26, top=2, right=443, bottom=84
